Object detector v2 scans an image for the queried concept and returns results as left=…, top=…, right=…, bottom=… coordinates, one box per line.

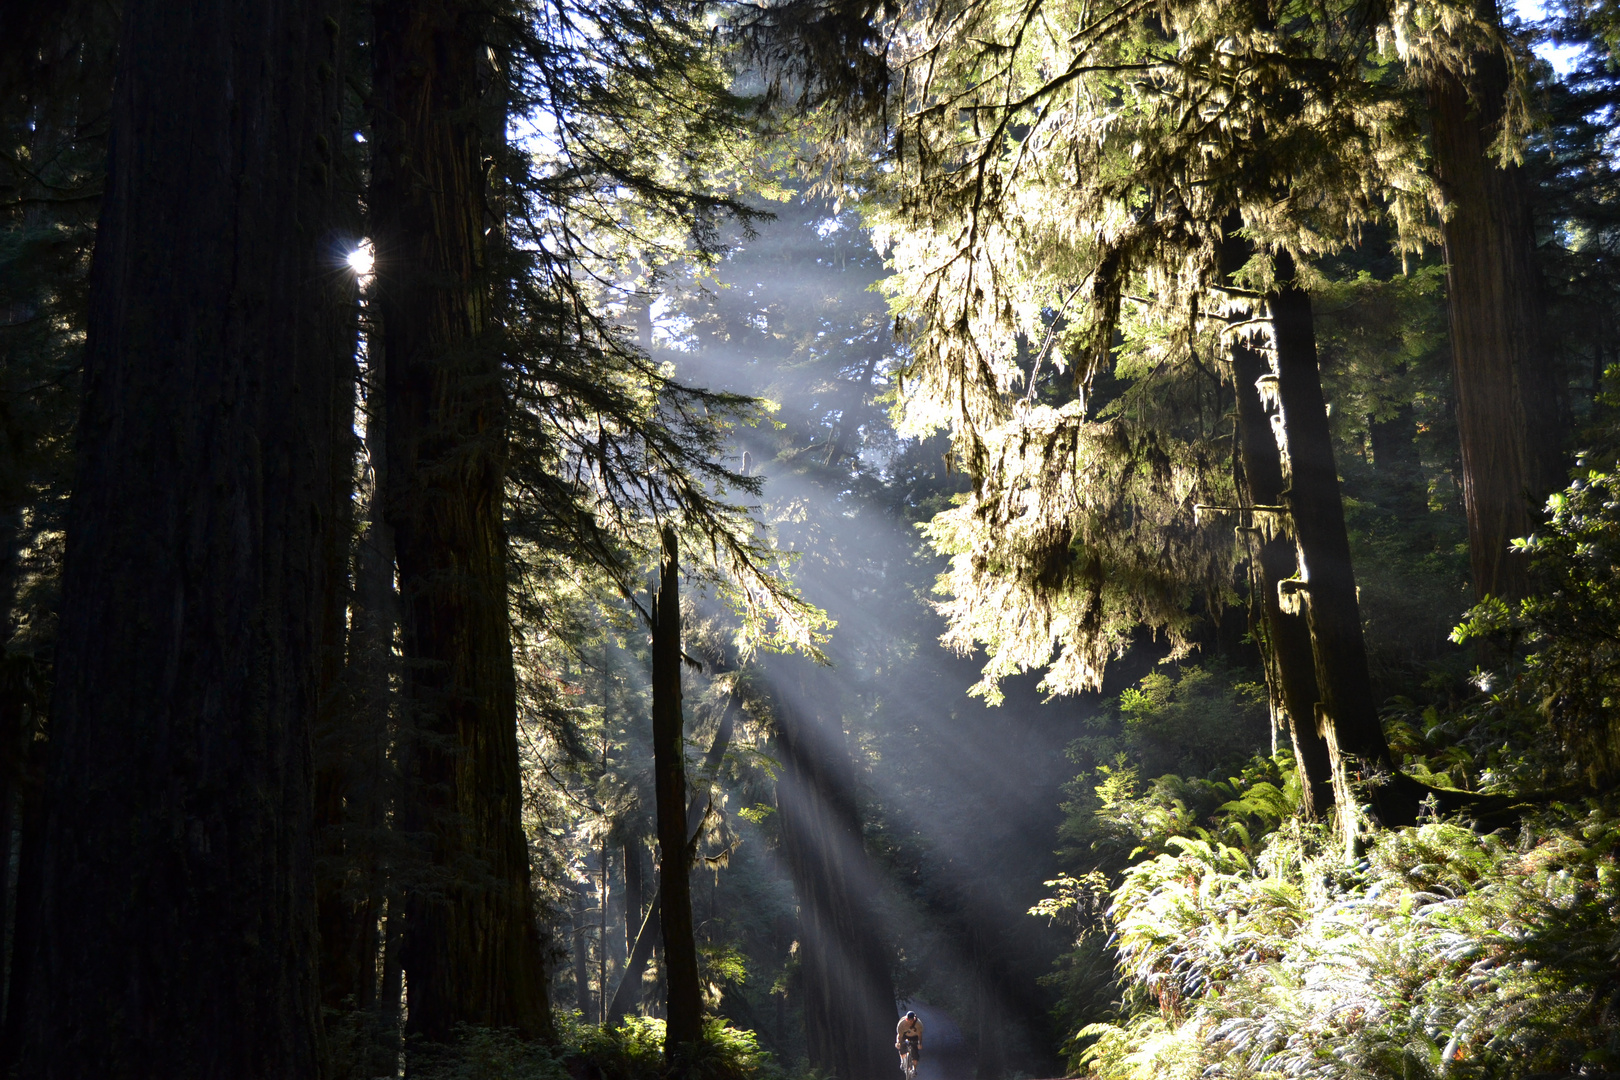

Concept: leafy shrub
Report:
left=1077, top=805, right=1620, bottom=1080
left=401, top=1016, right=783, bottom=1080
left=1454, top=456, right=1620, bottom=785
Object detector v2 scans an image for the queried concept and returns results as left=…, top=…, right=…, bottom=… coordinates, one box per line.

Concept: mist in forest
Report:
left=9, top=0, right=1620, bottom=1076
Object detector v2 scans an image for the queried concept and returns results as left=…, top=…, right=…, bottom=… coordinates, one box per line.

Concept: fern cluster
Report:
left=1075, top=806, right=1620, bottom=1080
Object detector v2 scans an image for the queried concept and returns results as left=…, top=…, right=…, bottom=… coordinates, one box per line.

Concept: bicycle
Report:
left=899, top=1035, right=920, bottom=1080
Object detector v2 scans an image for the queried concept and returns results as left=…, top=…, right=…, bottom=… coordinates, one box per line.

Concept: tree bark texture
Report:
left=19, top=0, right=355, bottom=1071
left=1230, top=342, right=1335, bottom=818
left=372, top=0, right=551, bottom=1042
left=652, top=527, right=704, bottom=1057
left=773, top=664, right=897, bottom=1080
left=1221, top=232, right=1335, bottom=818
left=1429, top=14, right=1563, bottom=601
left=1265, top=262, right=1419, bottom=837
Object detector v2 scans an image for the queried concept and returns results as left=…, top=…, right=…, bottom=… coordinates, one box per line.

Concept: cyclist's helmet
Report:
left=905, top=1012, right=917, bottom=1021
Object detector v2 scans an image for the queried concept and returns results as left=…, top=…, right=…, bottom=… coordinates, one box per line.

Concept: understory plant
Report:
left=1076, top=806, right=1620, bottom=1080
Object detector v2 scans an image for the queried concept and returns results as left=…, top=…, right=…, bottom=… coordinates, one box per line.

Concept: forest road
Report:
left=897, top=1000, right=973, bottom=1080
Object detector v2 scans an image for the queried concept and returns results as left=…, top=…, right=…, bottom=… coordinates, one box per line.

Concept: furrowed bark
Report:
left=372, top=0, right=550, bottom=1042
left=20, top=0, right=354, bottom=1069
left=1429, top=2, right=1563, bottom=601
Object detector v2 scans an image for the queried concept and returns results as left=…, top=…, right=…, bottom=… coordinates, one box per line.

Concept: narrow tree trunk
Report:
left=19, top=0, right=354, bottom=1070
left=1367, top=401, right=1427, bottom=520
left=573, top=891, right=594, bottom=1020
left=608, top=696, right=735, bottom=1027
left=599, top=840, right=610, bottom=1025
left=372, top=0, right=550, bottom=1043
left=1429, top=3, right=1563, bottom=601
left=1231, top=344, right=1335, bottom=817
left=1221, top=231, right=1335, bottom=818
left=652, top=527, right=703, bottom=1059
left=1265, top=260, right=1420, bottom=840
left=623, top=839, right=644, bottom=960
left=773, top=665, right=897, bottom=1080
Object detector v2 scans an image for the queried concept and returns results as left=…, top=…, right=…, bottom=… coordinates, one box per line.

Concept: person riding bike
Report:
left=896, top=1011, right=923, bottom=1074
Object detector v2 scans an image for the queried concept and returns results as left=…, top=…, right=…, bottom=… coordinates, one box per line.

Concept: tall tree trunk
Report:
left=19, top=0, right=354, bottom=1070
left=372, top=0, right=551, bottom=1043
left=573, top=890, right=594, bottom=1020
left=0, top=735, right=42, bottom=1072
left=1232, top=345, right=1335, bottom=818
left=652, top=527, right=703, bottom=1059
left=1264, top=257, right=1418, bottom=841
left=1221, top=232, right=1335, bottom=818
left=1429, top=1, right=1563, bottom=601
left=608, top=684, right=738, bottom=1027
left=773, top=664, right=896, bottom=1080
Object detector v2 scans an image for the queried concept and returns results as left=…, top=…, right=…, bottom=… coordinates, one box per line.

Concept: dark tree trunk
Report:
left=18, top=0, right=355, bottom=1070
left=1265, top=260, right=1419, bottom=838
left=652, top=528, right=703, bottom=1059
left=0, top=738, right=42, bottom=1072
left=1231, top=344, right=1335, bottom=817
left=773, top=665, right=896, bottom=1080
left=1429, top=3, right=1563, bottom=601
left=1221, top=232, right=1335, bottom=818
left=372, top=0, right=550, bottom=1043
left=1367, top=401, right=1427, bottom=520
left=608, top=697, right=735, bottom=1027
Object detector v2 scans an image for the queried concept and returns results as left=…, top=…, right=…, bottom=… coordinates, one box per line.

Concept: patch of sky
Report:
left=1509, top=0, right=1584, bottom=74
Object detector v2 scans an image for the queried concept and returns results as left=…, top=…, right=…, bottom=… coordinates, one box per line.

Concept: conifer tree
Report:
left=1424, top=0, right=1564, bottom=601
left=18, top=0, right=357, bottom=1071
left=759, top=0, right=1481, bottom=830
left=369, top=0, right=553, bottom=1041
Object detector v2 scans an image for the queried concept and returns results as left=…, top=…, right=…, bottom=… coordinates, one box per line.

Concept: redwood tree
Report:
left=1429, top=0, right=1564, bottom=601
left=18, top=0, right=356, bottom=1072
left=371, top=0, right=551, bottom=1041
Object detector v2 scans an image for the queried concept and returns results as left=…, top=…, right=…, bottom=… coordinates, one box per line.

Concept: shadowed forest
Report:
left=5, top=0, right=1620, bottom=1077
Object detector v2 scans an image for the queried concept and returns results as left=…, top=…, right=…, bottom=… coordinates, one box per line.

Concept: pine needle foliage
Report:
left=485, top=0, right=829, bottom=655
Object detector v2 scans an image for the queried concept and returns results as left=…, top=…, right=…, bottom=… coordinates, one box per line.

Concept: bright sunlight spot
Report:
left=347, top=239, right=375, bottom=280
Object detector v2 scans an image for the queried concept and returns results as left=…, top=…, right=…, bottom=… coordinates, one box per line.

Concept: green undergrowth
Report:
left=1054, top=794, right=1620, bottom=1080
left=398, top=1016, right=782, bottom=1080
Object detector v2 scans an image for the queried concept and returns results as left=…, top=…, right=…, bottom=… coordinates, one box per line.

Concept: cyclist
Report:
left=896, top=1011, right=923, bottom=1074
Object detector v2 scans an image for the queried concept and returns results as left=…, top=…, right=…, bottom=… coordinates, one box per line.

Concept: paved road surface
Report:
left=895, top=1000, right=973, bottom=1080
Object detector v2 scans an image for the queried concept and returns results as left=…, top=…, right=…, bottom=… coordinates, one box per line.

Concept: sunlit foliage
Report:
left=1076, top=806, right=1620, bottom=1080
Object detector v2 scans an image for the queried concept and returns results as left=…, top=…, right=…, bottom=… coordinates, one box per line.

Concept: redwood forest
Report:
left=4, top=0, right=1620, bottom=1077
